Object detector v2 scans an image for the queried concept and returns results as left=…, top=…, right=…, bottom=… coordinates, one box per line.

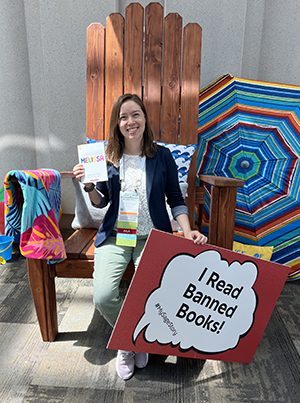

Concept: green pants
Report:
left=93, top=234, right=148, bottom=327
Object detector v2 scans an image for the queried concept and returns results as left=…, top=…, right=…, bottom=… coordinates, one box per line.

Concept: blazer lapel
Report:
left=146, top=154, right=158, bottom=200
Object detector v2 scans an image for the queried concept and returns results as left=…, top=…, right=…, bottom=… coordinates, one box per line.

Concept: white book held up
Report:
left=77, top=142, right=108, bottom=183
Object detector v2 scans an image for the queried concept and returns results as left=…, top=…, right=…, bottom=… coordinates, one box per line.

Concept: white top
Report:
left=119, top=154, right=153, bottom=236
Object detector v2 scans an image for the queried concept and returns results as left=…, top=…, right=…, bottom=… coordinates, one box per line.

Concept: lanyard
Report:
left=116, top=190, right=139, bottom=247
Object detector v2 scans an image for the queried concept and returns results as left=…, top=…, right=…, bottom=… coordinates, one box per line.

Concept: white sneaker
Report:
left=135, top=352, right=149, bottom=369
left=116, top=350, right=135, bottom=380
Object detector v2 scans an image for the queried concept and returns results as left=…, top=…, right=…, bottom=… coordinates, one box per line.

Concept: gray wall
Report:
left=1, top=0, right=299, bottom=212
left=0, top=0, right=36, bottom=176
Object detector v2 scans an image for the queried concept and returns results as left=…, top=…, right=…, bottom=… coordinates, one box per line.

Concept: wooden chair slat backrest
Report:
left=86, top=24, right=105, bottom=139
left=181, top=23, right=202, bottom=145
left=144, top=3, right=163, bottom=139
left=86, top=2, right=202, bottom=226
left=124, top=3, right=144, bottom=97
left=105, top=14, right=124, bottom=136
left=181, top=23, right=202, bottom=218
left=161, top=12, right=182, bottom=144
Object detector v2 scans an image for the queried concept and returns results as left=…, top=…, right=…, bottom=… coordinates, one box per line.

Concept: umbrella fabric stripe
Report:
left=200, top=139, right=298, bottom=211
left=274, top=235, right=299, bottom=256
left=199, top=105, right=300, bottom=137
left=273, top=241, right=300, bottom=264
left=199, top=74, right=233, bottom=100
left=205, top=236, right=300, bottom=271
left=199, top=111, right=297, bottom=138
left=234, top=220, right=300, bottom=263
left=234, top=80, right=300, bottom=99
left=257, top=223, right=299, bottom=244
left=270, top=231, right=300, bottom=250
left=199, top=112, right=300, bottom=157
left=203, top=216, right=300, bottom=269
left=234, top=220, right=299, bottom=241
left=235, top=202, right=300, bottom=228
left=199, top=96, right=300, bottom=132
left=201, top=90, right=300, bottom=118
left=200, top=79, right=300, bottom=112
left=289, top=273, right=300, bottom=281
left=254, top=210, right=300, bottom=237
left=236, top=86, right=300, bottom=105
left=237, top=182, right=298, bottom=212
left=237, top=94, right=300, bottom=113
left=234, top=76, right=300, bottom=90
left=287, top=257, right=300, bottom=268
left=202, top=210, right=299, bottom=269
left=199, top=74, right=300, bottom=104
left=200, top=125, right=297, bottom=163
left=204, top=196, right=299, bottom=238
left=198, top=74, right=300, bottom=279
left=200, top=94, right=300, bottom=126
left=234, top=219, right=299, bottom=241
left=203, top=177, right=299, bottom=219
left=199, top=114, right=299, bottom=146
left=201, top=123, right=296, bottom=156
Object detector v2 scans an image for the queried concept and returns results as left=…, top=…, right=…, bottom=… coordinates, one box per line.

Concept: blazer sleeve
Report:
left=163, top=148, right=188, bottom=218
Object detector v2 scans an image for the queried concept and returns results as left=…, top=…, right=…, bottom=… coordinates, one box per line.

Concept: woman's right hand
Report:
left=72, top=163, right=85, bottom=181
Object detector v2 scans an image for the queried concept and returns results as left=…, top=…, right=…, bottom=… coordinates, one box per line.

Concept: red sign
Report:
left=108, top=229, right=290, bottom=363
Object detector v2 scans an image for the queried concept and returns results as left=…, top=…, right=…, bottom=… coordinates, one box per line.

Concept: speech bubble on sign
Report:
left=133, top=251, right=257, bottom=353
left=108, top=229, right=290, bottom=363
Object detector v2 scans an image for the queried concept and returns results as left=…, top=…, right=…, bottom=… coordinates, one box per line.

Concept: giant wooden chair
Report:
left=26, top=3, right=243, bottom=341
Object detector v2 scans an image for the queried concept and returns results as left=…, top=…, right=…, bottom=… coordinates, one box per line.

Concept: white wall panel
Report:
left=259, top=0, right=300, bottom=85
left=0, top=0, right=36, bottom=183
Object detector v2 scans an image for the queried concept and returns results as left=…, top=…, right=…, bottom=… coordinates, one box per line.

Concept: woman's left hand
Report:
left=184, top=230, right=208, bottom=245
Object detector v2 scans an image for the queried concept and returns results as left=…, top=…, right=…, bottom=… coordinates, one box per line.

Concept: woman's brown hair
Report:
left=106, top=93, right=157, bottom=164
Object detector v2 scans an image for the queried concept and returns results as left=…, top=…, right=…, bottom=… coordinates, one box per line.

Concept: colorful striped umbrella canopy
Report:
left=197, top=74, right=300, bottom=280
left=0, top=187, right=4, bottom=234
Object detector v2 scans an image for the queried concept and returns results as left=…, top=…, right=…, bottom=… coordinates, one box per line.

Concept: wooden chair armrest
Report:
left=199, top=174, right=244, bottom=188
left=196, top=174, right=244, bottom=249
left=60, top=171, right=74, bottom=178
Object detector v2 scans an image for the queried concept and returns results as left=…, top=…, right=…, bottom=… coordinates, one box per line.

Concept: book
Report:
left=77, top=142, right=108, bottom=183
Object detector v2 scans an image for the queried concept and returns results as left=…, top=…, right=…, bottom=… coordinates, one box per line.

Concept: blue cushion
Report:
left=156, top=142, right=197, bottom=183
left=87, top=137, right=107, bottom=146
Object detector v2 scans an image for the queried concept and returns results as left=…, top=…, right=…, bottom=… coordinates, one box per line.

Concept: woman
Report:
left=73, top=93, right=207, bottom=380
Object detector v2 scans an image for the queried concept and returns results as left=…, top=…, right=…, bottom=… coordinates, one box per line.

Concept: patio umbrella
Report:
left=197, top=74, right=300, bottom=280
left=0, top=187, right=4, bottom=234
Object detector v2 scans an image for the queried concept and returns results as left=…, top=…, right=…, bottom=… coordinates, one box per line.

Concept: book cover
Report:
left=77, top=142, right=108, bottom=183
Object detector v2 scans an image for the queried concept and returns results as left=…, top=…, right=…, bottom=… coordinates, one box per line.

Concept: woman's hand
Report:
left=73, top=164, right=87, bottom=182
left=175, top=214, right=208, bottom=245
left=184, top=230, right=208, bottom=245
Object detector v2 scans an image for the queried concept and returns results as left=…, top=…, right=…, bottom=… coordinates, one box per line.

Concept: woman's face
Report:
left=118, top=100, right=146, bottom=146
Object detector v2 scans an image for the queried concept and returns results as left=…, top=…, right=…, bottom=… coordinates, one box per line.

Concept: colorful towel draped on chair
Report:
left=4, top=169, right=66, bottom=262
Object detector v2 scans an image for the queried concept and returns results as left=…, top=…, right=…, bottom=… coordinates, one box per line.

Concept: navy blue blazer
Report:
left=94, top=145, right=188, bottom=247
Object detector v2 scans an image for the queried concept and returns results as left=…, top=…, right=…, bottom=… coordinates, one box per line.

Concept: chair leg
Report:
left=209, top=186, right=237, bottom=250
left=27, top=259, right=58, bottom=341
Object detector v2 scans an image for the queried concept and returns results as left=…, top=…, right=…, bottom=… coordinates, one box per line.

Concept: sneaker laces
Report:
left=118, top=350, right=135, bottom=360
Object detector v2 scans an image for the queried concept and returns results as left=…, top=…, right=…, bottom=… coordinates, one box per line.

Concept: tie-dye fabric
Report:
left=4, top=169, right=66, bottom=262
